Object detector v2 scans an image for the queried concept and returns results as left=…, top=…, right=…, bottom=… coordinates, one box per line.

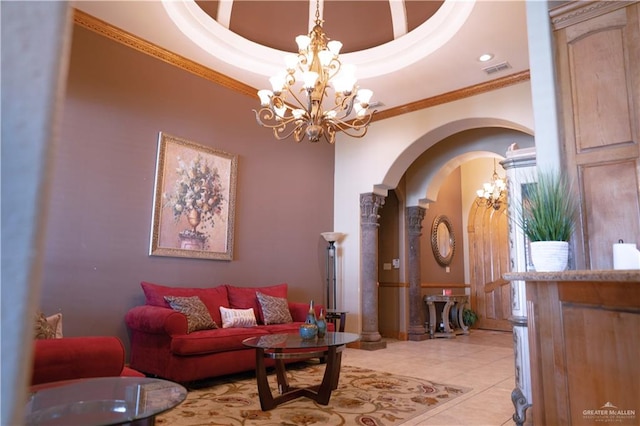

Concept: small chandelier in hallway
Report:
left=253, top=0, right=376, bottom=144
left=476, top=159, right=506, bottom=210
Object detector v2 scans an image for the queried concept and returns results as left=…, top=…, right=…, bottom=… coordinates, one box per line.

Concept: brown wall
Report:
left=40, top=26, right=335, bottom=355
left=421, top=168, right=465, bottom=284
left=377, top=169, right=464, bottom=338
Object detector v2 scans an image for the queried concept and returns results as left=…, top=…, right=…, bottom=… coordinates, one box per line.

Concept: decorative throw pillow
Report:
left=226, top=283, right=288, bottom=324
left=164, top=296, right=218, bottom=333
left=34, top=312, right=56, bottom=339
left=256, top=292, right=293, bottom=325
left=219, top=306, right=258, bottom=328
left=46, top=313, right=63, bottom=338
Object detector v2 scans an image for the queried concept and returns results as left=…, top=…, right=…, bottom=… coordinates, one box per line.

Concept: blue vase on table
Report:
left=316, top=308, right=327, bottom=338
left=300, top=300, right=318, bottom=340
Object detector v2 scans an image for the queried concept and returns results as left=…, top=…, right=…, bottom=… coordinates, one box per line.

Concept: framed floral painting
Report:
left=150, top=132, right=237, bottom=260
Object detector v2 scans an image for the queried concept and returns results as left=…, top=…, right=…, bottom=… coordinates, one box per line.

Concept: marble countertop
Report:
left=503, top=269, right=640, bottom=282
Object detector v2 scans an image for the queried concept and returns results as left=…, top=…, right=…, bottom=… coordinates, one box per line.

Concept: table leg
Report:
left=253, top=345, right=345, bottom=410
left=427, top=300, right=436, bottom=337
left=254, top=348, right=276, bottom=410
left=337, top=313, right=346, bottom=332
left=317, top=345, right=341, bottom=405
left=274, top=358, right=289, bottom=394
left=442, top=301, right=455, bottom=335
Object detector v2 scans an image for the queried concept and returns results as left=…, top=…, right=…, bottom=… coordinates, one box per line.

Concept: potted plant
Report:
left=515, top=169, right=579, bottom=272
left=462, top=308, right=478, bottom=328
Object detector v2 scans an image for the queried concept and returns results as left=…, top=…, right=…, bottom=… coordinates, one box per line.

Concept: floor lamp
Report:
left=321, top=232, right=343, bottom=310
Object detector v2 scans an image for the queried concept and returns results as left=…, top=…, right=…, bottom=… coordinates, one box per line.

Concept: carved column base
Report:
left=511, top=387, right=531, bottom=426
left=408, top=325, right=428, bottom=341
left=407, top=332, right=429, bottom=341
left=360, top=331, right=382, bottom=342
left=357, top=340, right=387, bottom=351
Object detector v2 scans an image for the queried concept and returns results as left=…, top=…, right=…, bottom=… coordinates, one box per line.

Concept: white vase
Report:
left=530, top=241, right=569, bottom=272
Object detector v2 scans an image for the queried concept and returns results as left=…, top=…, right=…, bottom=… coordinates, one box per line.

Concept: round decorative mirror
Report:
left=431, top=215, right=455, bottom=266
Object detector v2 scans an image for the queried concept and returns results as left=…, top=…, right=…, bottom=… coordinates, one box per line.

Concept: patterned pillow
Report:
left=164, top=296, right=218, bottom=333
left=256, top=292, right=292, bottom=325
left=46, top=313, right=63, bottom=338
left=219, top=306, right=257, bottom=328
left=34, top=312, right=56, bottom=339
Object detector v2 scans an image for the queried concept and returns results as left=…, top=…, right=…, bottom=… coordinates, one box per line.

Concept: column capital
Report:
left=406, top=206, right=426, bottom=236
left=360, top=193, right=386, bottom=228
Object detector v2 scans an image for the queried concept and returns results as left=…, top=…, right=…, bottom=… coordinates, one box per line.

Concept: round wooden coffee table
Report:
left=242, top=331, right=360, bottom=410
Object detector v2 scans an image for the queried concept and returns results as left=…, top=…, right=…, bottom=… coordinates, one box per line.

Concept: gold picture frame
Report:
left=150, top=132, right=237, bottom=260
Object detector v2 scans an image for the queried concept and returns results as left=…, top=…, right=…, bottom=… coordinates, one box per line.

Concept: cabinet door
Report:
left=553, top=2, right=640, bottom=269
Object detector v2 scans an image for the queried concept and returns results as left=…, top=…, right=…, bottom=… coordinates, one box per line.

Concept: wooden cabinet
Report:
left=551, top=1, right=640, bottom=269
left=504, top=271, right=640, bottom=425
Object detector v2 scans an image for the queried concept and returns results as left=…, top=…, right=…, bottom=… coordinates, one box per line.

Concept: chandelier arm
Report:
left=254, top=107, right=300, bottom=131
left=283, top=88, right=312, bottom=117
left=328, top=110, right=376, bottom=131
left=272, top=120, right=306, bottom=141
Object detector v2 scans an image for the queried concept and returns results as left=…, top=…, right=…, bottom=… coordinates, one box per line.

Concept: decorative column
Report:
left=503, top=145, right=536, bottom=426
left=359, top=192, right=387, bottom=350
left=406, top=206, right=428, bottom=340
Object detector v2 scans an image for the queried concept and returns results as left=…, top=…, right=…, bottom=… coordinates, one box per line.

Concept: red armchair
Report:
left=31, top=336, right=143, bottom=386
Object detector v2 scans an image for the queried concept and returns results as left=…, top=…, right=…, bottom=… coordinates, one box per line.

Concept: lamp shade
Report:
left=321, top=232, right=344, bottom=243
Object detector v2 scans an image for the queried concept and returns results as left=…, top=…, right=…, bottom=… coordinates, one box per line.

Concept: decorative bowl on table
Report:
left=299, top=323, right=318, bottom=340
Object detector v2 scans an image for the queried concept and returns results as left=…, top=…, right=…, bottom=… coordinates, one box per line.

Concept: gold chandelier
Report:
left=476, top=159, right=507, bottom=210
left=253, top=0, right=376, bottom=144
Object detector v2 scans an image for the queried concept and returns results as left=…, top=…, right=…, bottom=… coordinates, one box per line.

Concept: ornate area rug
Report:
left=156, top=363, right=471, bottom=426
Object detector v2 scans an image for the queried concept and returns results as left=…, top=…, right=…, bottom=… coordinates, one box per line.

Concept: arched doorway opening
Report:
left=376, top=129, right=532, bottom=339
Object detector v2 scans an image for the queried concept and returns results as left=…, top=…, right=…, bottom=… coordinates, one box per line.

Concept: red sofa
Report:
left=125, top=282, right=331, bottom=383
left=31, top=336, right=144, bottom=386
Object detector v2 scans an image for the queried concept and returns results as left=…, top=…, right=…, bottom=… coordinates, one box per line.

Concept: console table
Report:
left=424, top=295, right=469, bottom=338
left=503, top=270, right=640, bottom=426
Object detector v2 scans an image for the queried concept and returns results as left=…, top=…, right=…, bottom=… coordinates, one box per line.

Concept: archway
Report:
left=375, top=127, right=533, bottom=339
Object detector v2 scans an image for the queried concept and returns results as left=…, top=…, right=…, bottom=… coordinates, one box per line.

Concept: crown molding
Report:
left=550, top=1, right=637, bottom=30
left=372, top=70, right=530, bottom=122
left=73, top=8, right=257, bottom=98
left=73, top=8, right=530, bottom=124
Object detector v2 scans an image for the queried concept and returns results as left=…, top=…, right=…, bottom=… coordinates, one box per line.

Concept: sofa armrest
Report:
left=288, top=302, right=326, bottom=322
left=31, top=336, right=125, bottom=385
left=125, top=305, right=188, bottom=336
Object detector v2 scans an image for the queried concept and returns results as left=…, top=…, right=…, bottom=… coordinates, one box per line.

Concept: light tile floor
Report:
left=341, top=330, right=523, bottom=426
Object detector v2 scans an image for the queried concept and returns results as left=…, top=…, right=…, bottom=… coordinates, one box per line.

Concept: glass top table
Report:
left=242, top=331, right=359, bottom=352
left=25, top=376, right=187, bottom=426
left=243, top=331, right=360, bottom=410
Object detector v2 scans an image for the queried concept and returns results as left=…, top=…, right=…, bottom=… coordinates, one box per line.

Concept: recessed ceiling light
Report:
left=478, top=53, right=494, bottom=62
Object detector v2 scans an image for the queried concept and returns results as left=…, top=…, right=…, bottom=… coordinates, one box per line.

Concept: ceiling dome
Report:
left=195, top=0, right=445, bottom=53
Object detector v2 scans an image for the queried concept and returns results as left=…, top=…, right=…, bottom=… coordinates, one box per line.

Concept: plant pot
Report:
left=530, top=241, right=569, bottom=272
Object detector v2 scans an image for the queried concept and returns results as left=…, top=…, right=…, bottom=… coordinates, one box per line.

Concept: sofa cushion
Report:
left=141, top=281, right=229, bottom=326
left=257, top=292, right=293, bottom=325
left=226, top=283, right=288, bottom=324
left=170, top=327, right=270, bottom=355
left=164, top=296, right=218, bottom=333
left=219, top=307, right=257, bottom=328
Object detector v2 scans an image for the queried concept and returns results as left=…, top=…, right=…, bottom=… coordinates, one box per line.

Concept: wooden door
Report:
left=469, top=199, right=512, bottom=331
